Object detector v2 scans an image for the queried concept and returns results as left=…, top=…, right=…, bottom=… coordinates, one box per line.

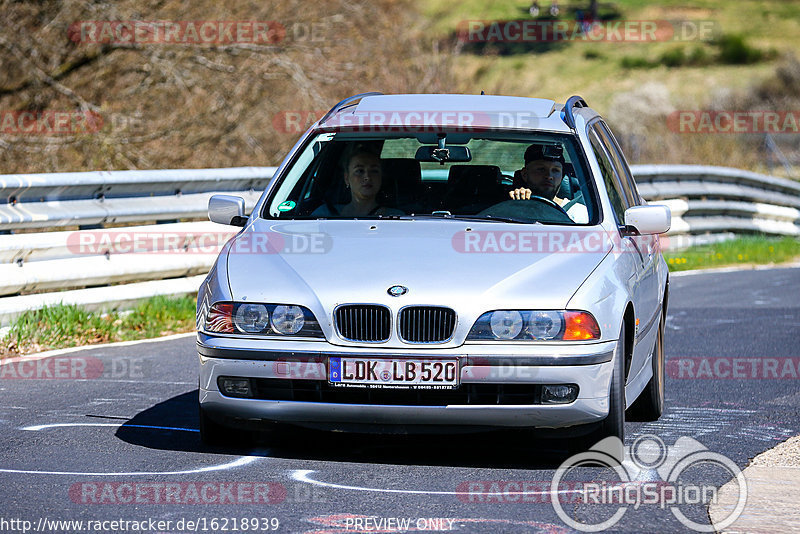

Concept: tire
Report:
left=626, top=316, right=665, bottom=422
left=199, top=406, right=252, bottom=448
left=598, top=322, right=626, bottom=442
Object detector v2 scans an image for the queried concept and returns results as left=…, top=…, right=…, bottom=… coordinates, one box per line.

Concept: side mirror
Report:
left=208, top=195, right=247, bottom=227
left=624, top=205, right=671, bottom=235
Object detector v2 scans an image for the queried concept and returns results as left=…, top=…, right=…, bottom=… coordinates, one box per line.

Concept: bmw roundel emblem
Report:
left=388, top=285, right=408, bottom=297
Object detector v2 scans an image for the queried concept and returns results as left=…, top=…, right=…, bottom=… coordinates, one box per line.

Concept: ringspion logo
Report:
left=550, top=435, right=746, bottom=532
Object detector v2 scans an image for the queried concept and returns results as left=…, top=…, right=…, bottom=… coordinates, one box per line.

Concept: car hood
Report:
left=225, top=219, right=611, bottom=313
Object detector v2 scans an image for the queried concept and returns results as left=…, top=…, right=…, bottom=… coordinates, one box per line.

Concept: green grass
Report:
left=2, top=295, right=196, bottom=357
left=664, top=236, right=800, bottom=272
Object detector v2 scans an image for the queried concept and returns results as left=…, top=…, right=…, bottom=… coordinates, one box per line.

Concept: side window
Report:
left=588, top=128, right=627, bottom=225
left=596, top=121, right=640, bottom=205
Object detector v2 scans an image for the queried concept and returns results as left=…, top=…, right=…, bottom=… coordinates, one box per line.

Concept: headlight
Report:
left=234, top=303, right=269, bottom=333
left=204, top=302, right=324, bottom=338
left=271, top=305, right=305, bottom=335
left=525, top=311, right=563, bottom=340
left=467, top=310, right=600, bottom=341
left=489, top=310, right=523, bottom=340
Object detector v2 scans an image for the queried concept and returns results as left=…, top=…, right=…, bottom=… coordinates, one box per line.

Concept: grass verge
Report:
left=664, top=236, right=800, bottom=272
left=1, top=295, right=196, bottom=358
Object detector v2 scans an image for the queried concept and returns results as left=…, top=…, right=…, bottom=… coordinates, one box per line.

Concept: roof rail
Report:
left=562, top=95, right=588, bottom=131
left=319, top=92, right=384, bottom=125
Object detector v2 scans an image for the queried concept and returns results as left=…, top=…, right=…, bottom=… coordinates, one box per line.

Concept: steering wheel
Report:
left=523, top=195, right=568, bottom=213
left=477, top=197, right=573, bottom=224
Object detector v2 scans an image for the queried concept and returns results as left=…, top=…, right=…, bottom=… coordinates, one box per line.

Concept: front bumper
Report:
left=197, top=333, right=616, bottom=430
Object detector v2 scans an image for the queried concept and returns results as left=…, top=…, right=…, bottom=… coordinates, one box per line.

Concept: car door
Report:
left=587, top=123, right=651, bottom=391
left=596, top=121, right=662, bottom=356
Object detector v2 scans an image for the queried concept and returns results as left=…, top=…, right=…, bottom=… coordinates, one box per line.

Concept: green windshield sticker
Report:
left=277, top=200, right=296, bottom=212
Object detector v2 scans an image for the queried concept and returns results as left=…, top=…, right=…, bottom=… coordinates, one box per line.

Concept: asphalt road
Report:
left=1, top=266, right=799, bottom=534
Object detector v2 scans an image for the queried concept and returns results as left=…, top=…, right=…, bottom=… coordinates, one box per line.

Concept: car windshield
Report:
left=263, top=131, right=598, bottom=225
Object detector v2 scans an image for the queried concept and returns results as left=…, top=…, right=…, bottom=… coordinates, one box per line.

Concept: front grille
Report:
left=335, top=305, right=391, bottom=342
left=249, top=378, right=542, bottom=405
left=399, top=306, right=456, bottom=343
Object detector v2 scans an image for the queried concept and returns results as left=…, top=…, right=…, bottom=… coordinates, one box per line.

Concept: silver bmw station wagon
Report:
left=196, top=93, right=671, bottom=449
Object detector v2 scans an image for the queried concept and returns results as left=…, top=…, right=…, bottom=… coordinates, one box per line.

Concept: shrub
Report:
left=620, top=55, right=655, bottom=69
left=715, top=33, right=763, bottom=64
left=660, top=47, right=687, bottom=68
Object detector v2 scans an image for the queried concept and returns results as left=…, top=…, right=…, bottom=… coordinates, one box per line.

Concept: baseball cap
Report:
left=524, top=144, right=565, bottom=165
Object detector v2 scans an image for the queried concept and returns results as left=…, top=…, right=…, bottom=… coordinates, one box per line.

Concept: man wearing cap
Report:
left=508, top=144, right=588, bottom=223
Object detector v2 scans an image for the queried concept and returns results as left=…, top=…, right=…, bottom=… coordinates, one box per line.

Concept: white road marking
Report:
left=0, top=421, right=263, bottom=475
left=0, top=455, right=259, bottom=476
left=22, top=422, right=198, bottom=432
left=291, top=469, right=585, bottom=497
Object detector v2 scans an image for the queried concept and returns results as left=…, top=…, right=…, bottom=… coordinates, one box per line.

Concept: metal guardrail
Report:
left=631, top=164, right=800, bottom=249
left=0, top=167, right=275, bottom=229
left=0, top=167, right=271, bottom=326
left=0, top=164, right=798, bottom=326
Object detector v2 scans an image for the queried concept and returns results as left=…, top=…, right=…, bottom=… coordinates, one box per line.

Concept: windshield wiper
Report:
left=454, top=214, right=538, bottom=224
left=402, top=213, right=537, bottom=224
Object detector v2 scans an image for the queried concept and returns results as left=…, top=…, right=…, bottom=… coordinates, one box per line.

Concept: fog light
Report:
left=541, top=384, right=578, bottom=405
left=219, top=377, right=252, bottom=398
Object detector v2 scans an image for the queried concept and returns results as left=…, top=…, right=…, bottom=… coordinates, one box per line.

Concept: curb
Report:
left=670, top=261, right=800, bottom=277
left=710, top=436, right=800, bottom=533
left=0, top=332, right=196, bottom=363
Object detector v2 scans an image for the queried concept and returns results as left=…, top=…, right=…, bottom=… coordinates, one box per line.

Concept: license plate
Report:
left=329, top=357, right=459, bottom=389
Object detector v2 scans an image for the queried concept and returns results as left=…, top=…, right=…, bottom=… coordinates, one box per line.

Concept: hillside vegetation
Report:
left=0, top=0, right=450, bottom=173
left=0, top=0, right=798, bottom=176
left=423, top=0, right=800, bottom=175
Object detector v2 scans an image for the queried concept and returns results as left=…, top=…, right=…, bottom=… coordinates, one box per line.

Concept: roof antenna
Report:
left=480, top=90, right=485, bottom=95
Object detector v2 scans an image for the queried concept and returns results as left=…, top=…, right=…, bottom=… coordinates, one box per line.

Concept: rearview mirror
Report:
left=624, top=205, right=671, bottom=235
left=209, top=195, right=247, bottom=227
left=415, top=145, right=472, bottom=164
